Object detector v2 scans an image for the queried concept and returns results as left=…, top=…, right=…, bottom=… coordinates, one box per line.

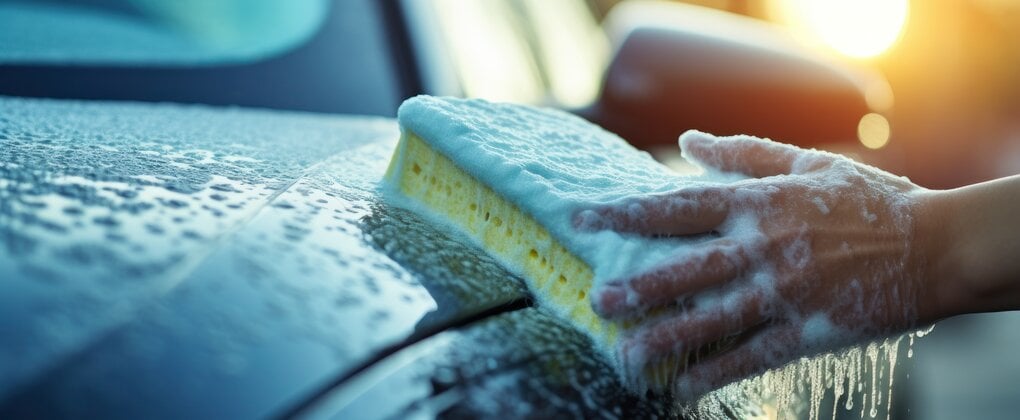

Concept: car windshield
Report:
left=0, top=0, right=328, bottom=65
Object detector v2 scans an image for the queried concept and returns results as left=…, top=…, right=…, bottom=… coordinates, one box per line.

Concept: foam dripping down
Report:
left=385, top=96, right=929, bottom=418
left=701, top=328, right=926, bottom=420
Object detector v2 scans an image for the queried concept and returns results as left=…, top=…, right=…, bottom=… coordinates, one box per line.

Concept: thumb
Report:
left=679, top=130, right=803, bottom=178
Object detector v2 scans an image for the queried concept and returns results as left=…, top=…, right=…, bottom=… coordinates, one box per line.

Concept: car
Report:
left=0, top=0, right=888, bottom=418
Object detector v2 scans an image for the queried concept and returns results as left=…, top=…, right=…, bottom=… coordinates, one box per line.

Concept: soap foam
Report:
left=391, top=96, right=922, bottom=419
left=397, top=96, right=743, bottom=288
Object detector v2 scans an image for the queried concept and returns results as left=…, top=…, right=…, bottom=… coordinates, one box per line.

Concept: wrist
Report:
left=919, top=176, right=1020, bottom=321
left=912, top=188, right=961, bottom=323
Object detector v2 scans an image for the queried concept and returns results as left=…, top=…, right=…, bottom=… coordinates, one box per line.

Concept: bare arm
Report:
left=577, top=131, right=1020, bottom=398
left=920, top=175, right=1020, bottom=319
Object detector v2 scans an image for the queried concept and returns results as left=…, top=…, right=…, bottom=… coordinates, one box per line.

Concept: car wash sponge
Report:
left=383, top=96, right=704, bottom=391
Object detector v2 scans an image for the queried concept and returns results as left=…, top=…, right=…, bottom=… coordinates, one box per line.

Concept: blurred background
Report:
left=3, top=0, right=1020, bottom=418
left=674, top=0, right=1020, bottom=191
left=6, top=0, right=1014, bottom=189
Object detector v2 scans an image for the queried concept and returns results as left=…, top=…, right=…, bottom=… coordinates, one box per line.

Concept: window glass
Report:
left=431, top=0, right=546, bottom=104
left=0, top=0, right=328, bottom=65
left=518, top=0, right=608, bottom=108
left=429, top=0, right=607, bottom=108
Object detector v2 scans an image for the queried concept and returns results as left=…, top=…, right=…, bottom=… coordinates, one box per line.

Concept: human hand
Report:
left=576, top=131, right=936, bottom=398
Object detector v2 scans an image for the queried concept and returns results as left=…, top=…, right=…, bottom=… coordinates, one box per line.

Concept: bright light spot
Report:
left=518, top=0, right=608, bottom=108
left=863, top=77, right=895, bottom=112
left=774, top=0, right=909, bottom=58
left=857, top=113, right=890, bottom=149
left=432, top=0, right=544, bottom=103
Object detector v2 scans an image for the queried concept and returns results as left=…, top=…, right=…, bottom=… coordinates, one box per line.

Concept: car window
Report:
left=516, top=0, right=609, bottom=108
left=0, top=0, right=404, bottom=117
left=0, top=0, right=328, bottom=65
left=425, top=0, right=608, bottom=108
left=430, top=0, right=546, bottom=104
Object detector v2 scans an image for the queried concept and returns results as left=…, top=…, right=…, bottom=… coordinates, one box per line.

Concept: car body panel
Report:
left=0, top=96, right=529, bottom=417
left=0, top=97, right=763, bottom=418
left=0, top=96, right=749, bottom=419
left=312, top=307, right=764, bottom=419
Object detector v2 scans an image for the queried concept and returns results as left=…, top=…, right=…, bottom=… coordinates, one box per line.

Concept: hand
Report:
left=577, top=131, right=935, bottom=398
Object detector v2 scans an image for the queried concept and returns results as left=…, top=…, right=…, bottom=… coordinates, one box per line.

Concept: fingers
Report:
left=671, top=323, right=800, bottom=400
left=614, top=290, right=775, bottom=396
left=574, top=187, right=730, bottom=236
left=626, top=288, right=769, bottom=362
left=680, top=130, right=807, bottom=179
left=593, top=240, right=748, bottom=318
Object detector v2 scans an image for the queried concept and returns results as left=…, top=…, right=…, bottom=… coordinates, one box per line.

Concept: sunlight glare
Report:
left=858, top=113, right=891, bottom=149
left=775, top=0, right=909, bottom=58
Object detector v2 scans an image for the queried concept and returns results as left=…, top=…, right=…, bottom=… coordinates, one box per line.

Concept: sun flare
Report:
left=774, top=0, right=909, bottom=58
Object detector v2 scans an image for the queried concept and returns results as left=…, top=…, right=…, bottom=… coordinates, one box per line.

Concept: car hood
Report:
left=0, top=97, right=761, bottom=419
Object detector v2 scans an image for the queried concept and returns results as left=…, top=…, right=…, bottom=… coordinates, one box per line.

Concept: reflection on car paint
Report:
left=0, top=97, right=438, bottom=417
left=320, top=308, right=765, bottom=419
left=0, top=97, right=762, bottom=419
left=361, top=202, right=529, bottom=329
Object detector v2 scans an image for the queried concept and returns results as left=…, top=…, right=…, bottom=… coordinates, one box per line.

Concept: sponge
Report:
left=383, top=96, right=717, bottom=391
left=389, top=131, right=613, bottom=338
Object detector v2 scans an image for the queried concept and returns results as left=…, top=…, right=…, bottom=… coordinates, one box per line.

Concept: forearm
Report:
left=919, top=175, right=1020, bottom=321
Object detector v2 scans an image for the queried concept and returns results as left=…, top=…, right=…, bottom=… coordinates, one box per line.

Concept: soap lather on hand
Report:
left=576, top=130, right=935, bottom=398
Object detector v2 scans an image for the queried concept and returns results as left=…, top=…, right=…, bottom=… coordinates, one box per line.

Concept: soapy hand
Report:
left=577, top=131, right=935, bottom=398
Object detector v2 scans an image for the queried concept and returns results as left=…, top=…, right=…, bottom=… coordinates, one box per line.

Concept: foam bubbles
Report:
left=398, top=96, right=727, bottom=286
left=398, top=97, right=928, bottom=418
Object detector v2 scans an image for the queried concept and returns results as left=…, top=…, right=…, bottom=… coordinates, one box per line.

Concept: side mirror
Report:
left=585, top=1, right=890, bottom=149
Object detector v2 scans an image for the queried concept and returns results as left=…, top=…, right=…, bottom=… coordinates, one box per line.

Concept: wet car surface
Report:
left=0, top=96, right=765, bottom=418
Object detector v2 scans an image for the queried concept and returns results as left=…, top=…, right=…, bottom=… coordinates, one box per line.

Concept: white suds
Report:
left=812, top=196, right=830, bottom=215
left=701, top=334, right=917, bottom=420
left=395, top=97, right=930, bottom=419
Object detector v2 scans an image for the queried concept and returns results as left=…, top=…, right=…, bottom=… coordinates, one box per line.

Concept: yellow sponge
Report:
left=386, top=132, right=618, bottom=343
left=383, top=96, right=714, bottom=392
